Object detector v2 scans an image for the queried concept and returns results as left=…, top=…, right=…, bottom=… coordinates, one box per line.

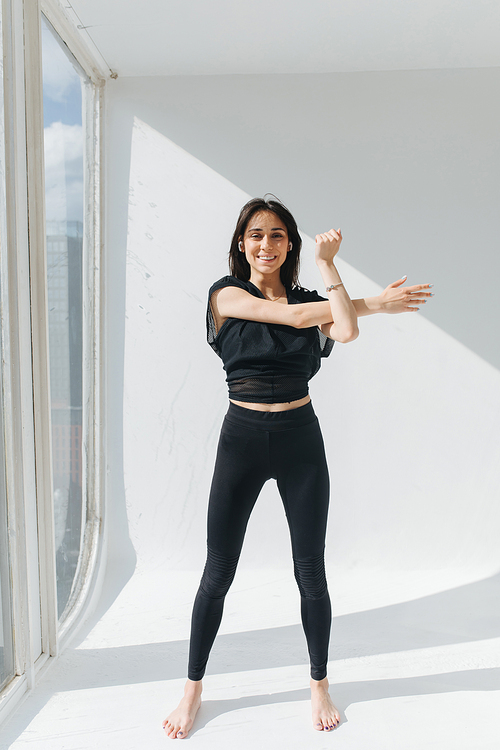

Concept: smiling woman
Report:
left=164, top=195, right=433, bottom=738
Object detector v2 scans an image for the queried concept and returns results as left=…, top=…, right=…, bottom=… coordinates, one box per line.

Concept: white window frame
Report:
left=0, top=0, right=107, bottom=725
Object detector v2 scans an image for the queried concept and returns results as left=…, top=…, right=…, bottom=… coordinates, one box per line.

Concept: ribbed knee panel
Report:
left=293, top=554, right=328, bottom=599
left=199, top=547, right=240, bottom=599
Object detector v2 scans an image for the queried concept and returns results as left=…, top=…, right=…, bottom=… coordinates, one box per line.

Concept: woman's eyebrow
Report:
left=247, top=227, right=285, bottom=232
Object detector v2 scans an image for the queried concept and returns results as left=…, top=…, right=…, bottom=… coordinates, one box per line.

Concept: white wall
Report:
left=104, top=72, right=500, bottom=593
left=107, top=69, right=500, bottom=370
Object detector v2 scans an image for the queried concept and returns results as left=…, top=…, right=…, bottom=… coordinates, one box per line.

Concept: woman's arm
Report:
left=213, top=275, right=433, bottom=339
left=319, top=276, right=433, bottom=337
left=314, top=229, right=359, bottom=343
left=212, top=287, right=333, bottom=331
left=352, top=277, right=433, bottom=317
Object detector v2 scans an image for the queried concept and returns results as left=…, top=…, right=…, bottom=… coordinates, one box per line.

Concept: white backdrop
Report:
left=105, top=69, right=500, bottom=371
left=109, top=115, right=500, bottom=583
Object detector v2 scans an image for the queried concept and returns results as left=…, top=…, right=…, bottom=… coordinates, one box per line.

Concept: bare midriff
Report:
left=229, top=395, right=311, bottom=412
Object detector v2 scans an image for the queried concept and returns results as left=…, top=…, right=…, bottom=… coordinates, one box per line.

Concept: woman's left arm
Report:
left=352, top=276, right=433, bottom=317
left=315, top=228, right=359, bottom=343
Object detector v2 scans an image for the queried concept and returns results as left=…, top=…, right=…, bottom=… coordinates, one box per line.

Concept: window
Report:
left=0, top=0, right=104, bottom=723
left=41, top=14, right=88, bottom=619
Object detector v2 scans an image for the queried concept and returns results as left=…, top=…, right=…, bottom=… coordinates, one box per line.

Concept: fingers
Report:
left=315, top=229, right=342, bottom=243
left=388, top=276, right=407, bottom=288
left=388, top=280, right=434, bottom=304
left=405, top=288, right=432, bottom=301
left=405, top=283, right=433, bottom=293
left=389, top=279, right=433, bottom=292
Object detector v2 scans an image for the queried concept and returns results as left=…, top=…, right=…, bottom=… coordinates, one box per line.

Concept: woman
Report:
left=163, top=197, right=432, bottom=739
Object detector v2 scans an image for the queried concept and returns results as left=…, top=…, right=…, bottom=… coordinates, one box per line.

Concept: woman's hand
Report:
left=315, top=228, right=342, bottom=265
left=378, top=277, right=433, bottom=313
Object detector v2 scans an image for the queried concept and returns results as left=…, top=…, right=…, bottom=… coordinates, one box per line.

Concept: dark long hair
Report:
left=228, top=196, right=302, bottom=288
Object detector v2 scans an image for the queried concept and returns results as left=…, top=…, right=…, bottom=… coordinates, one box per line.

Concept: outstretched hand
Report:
left=379, top=277, right=433, bottom=313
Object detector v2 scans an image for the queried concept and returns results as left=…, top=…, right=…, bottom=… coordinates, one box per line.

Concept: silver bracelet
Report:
left=326, top=282, right=344, bottom=292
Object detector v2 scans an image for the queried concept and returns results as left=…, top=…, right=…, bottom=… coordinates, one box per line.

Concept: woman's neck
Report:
left=249, top=271, right=286, bottom=300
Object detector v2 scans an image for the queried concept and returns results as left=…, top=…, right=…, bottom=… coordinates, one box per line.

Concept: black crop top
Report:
left=207, top=276, right=334, bottom=403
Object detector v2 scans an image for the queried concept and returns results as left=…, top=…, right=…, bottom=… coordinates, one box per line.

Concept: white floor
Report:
left=2, top=566, right=500, bottom=749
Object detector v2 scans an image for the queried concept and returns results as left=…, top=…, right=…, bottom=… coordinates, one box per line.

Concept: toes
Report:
left=321, top=718, right=339, bottom=731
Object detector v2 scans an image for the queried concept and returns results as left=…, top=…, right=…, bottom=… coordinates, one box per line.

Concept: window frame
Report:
left=0, top=0, right=107, bottom=724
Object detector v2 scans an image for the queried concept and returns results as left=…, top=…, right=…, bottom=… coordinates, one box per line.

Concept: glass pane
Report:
left=0, top=0, right=15, bottom=689
left=41, top=15, right=88, bottom=619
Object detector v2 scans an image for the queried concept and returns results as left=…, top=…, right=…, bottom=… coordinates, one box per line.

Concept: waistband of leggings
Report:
left=224, top=400, right=318, bottom=431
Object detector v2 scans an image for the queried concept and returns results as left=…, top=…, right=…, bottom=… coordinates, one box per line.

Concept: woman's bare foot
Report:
left=163, top=679, right=203, bottom=739
left=310, top=677, right=340, bottom=732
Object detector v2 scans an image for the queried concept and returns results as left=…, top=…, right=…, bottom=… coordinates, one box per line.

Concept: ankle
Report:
left=310, top=676, right=329, bottom=690
left=184, top=678, right=203, bottom=696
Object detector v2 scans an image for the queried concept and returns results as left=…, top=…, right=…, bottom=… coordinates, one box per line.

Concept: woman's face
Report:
left=240, top=211, right=290, bottom=277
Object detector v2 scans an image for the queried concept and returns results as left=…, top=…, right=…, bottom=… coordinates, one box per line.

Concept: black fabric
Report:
left=207, top=276, right=334, bottom=403
left=188, top=401, right=332, bottom=681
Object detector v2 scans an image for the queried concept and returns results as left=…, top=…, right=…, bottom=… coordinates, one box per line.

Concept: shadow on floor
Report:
left=30, top=570, right=500, bottom=691
left=190, top=667, right=500, bottom=737
left=2, top=571, right=499, bottom=745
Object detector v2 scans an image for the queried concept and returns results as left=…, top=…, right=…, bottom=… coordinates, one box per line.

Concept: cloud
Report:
left=41, top=16, right=81, bottom=104
left=44, top=122, right=83, bottom=222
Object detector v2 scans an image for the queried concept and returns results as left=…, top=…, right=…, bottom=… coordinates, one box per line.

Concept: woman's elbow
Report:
left=293, top=308, right=307, bottom=328
left=338, top=325, right=359, bottom=344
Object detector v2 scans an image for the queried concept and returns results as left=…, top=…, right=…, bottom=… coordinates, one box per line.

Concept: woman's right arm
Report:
left=212, top=286, right=333, bottom=331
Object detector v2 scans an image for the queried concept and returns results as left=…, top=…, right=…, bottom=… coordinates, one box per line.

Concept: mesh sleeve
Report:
left=318, top=329, right=334, bottom=358
left=206, top=276, right=248, bottom=355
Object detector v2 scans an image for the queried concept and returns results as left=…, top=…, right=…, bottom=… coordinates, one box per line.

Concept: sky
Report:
left=42, top=14, right=85, bottom=224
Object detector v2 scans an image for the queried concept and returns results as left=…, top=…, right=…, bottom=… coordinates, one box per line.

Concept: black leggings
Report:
left=188, top=400, right=331, bottom=681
